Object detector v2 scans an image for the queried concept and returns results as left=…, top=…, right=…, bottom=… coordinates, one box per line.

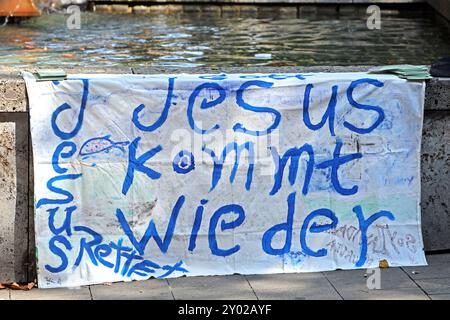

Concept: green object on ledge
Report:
left=368, top=65, right=432, bottom=80
left=33, top=69, right=67, bottom=82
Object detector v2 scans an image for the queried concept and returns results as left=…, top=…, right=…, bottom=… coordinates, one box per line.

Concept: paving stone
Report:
left=246, top=273, right=341, bottom=300
left=90, top=279, right=173, bottom=300
left=168, top=275, right=257, bottom=300
left=10, top=287, right=91, bottom=300
left=323, top=267, right=419, bottom=291
left=415, top=278, right=450, bottom=295
left=425, top=253, right=450, bottom=264
left=0, top=290, right=9, bottom=300
left=429, top=294, right=450, bottom=300
left=403, top=264, right=450, bottom=280
left=337, top=287, right=430, bottom=300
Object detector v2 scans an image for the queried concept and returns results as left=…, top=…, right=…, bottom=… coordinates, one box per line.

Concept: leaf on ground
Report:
left=379, top=259, right=389, bottom=268
left=2, top=282, right=36, bottom=290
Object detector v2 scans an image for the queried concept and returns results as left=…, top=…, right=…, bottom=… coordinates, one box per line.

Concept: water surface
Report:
left=0, top=10, right=449, bottom=68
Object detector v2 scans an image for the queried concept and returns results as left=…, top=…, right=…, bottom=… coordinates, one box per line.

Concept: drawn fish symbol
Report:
left=79, top=135, right=129, bottom=158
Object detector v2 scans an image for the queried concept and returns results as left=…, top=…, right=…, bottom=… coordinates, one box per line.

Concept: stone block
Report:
left=0, top=290, right=9, bottom=300
left=10, top=287, right=91, bottom=300
left=238, top=5, right=258, bottom=17
left=403, top=263, right=450, bottom=280
left=90, top=279, right=173, bottom=300
left=338, top=287, right=429, bottom=300
left=425, top=78, right=450, bottom=111
left=415, top=277, right=450, bottom=295
left=421, top=112, right=450, bottom=251
left=279, top=6, right=298, bottom=18
left=166, top=5, right=183, bottom=13
left=0, top=76, right=27, bottom=113
left=201, top=5, right=221, bottom=15
left=430, top=294, right=450, bottom=300
left=182, top=5, right=201, bottom=13
left=247, top=273, right=341, bottom=300
left=221, top=5, right=240, bottom=17
left=168, top=275, right=257, bottom=300
left=0, top=122, right=16, bottom=283
left=323, top=268, right=419, bottom=291
left=94, top=4, right=112, bottom=13
left=132, top=6, right=150, bottom=14
left=111, top=4, right=131, bottom=14
left=0, top=114, right=29, bottom=284
left=146, top=5, right=165, bottom=13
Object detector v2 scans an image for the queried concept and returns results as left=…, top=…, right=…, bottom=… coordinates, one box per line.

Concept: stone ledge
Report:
left=0, top=72, right=27, bottom=113
left=1, top=66, right=449, bottom=112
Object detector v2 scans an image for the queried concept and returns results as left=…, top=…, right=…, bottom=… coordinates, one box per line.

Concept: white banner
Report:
left=23, top=72, right=427, bottom=288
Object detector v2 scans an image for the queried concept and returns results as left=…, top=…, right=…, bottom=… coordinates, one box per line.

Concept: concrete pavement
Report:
left=2, top=253, right=450, bottom=300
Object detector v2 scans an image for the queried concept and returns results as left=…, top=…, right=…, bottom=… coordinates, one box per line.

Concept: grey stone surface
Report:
left=430, top=294, right=450, bottom=300
left=425, top=78, right=450, bottom=111
left=336, top=287, right=430, bottom=300
left=0, top=290, right=10, bottom=300
left=2, top=254, right=450, bottom=300
left=10, top=286, right=91, bottom=300
left=415, top=277, right=450, bottom=295
left=12, top=114, right=29, bottom=284
left=0, top=114, right=29, bottom=284
left=246, top=273, right=342, bottom=300
left=0, top=122, right=16, bottom=283
left=403, top=263, right=450, bottom=280
left=28, top=136, right=36, bottom=282
left=84, top=0, right=434, bottom=19
left=168, top=275, right=257, bottom=300
left=323, top=267, right=419, bottom=291
left=421, top=112, right=450, bottom=251
left=425, top=253, right=450, bottom=264
left=2, top=66, right=447, bottom=112
left=402, top=253, right=450, bottom=281
left=90, top=279, right=173, bottom=300
left=0, top=73, right=27, bottom=113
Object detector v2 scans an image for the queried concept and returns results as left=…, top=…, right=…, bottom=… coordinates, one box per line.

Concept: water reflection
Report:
left=0, top=11, right=449, bottom=68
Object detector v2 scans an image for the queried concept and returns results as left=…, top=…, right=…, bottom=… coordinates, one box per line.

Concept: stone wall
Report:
left=88, top=0, right=426, bottom=15
left=0, top=66, right=449, bottom=283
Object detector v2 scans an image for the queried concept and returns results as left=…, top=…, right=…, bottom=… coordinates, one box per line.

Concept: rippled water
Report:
left=0, top=10, right=449, bottom=68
